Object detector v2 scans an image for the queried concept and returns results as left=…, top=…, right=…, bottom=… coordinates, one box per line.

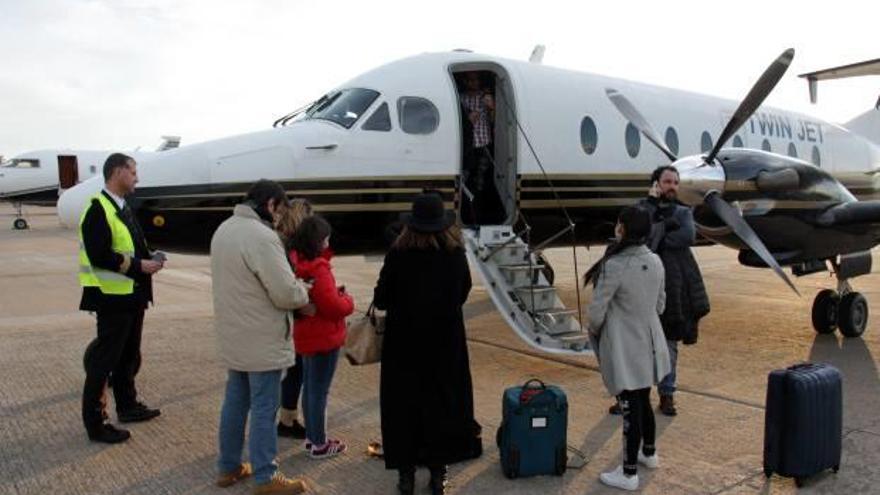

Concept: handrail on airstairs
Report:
left=497, top=86, right=585, bottom=330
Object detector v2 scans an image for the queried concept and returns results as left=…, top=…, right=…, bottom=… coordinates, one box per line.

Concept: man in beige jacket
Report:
left=211, top=180, right=311, bottom=495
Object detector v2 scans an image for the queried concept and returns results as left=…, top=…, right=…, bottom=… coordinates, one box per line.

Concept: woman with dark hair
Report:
left=373, top=193, right=481, bottom=495
left=289, top=215, right=354, bottom=459
left=586, top=206, right=671, bottom=492
left=274, top=198, right=315, bottom=440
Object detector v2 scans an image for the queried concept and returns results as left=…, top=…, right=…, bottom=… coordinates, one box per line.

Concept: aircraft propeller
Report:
left=605, top=49, right=799, bottom=295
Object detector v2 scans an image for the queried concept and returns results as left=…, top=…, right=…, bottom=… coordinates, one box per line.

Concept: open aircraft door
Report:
left=58, top=155, right=79, bottom=190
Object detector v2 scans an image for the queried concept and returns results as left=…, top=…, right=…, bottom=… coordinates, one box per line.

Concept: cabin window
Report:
left=625, top=123, right=640, bottom=158
left=700, top=131, right=713, bottom=153
left=787, top=142, right=798, bottom=158
left=665, top=127, right=679, bottom=156
left=812, top=146, right=821, bottom=167
left=398, top=97, right=439, bottom=135
left=362, top=102, right=392, bottom=131
left=90, top=165, right=97, bottom=174
left=762, top=139, right=772, bottom=152
left=304, top=88, right=379, bottom=129
left=2, top=159, right=40, bottom=168
left=580, top=116, right=598, bottom=155
left=732, top=135, right=744, bottom=148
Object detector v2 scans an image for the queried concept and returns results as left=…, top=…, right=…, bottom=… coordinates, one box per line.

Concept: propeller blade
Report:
left=704, top=191, right=800, bottom=295
left=605, top=88, right=678, bottom=162
left=706, top=48, right=795, bottom=163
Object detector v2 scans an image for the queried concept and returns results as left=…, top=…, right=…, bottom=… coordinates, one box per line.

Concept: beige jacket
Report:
left=210, top=204, right=310, bottom=372
left=588, top=244, right=671, bottom=396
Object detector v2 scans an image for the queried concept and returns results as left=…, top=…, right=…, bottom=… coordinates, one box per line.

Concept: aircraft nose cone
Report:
left=674, top=156, right=727, bottom=206
left=57, top=177, right=103, bottom=228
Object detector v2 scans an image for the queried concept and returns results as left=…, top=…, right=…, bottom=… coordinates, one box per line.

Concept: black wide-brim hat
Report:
left=401, top=193, right=455, bottom=233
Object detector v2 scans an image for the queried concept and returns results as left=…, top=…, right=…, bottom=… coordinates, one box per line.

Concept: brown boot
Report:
left=608, top=402, right=622, bottom=415
left=217, top=462, right=252, bottom=487
left=659, top=395, right=677, bottom=416
left=252, top=472, right=309, bottom=495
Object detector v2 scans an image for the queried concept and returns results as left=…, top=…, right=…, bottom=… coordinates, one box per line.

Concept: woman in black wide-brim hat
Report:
left=373, top=193, right=482, bottom=495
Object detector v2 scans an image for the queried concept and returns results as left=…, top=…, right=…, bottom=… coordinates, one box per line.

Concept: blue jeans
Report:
left=658, top=339, right=678, bottom=396
left=302, top=349, right=340, bottom=446
left=218, top=369, right=282, bottom=484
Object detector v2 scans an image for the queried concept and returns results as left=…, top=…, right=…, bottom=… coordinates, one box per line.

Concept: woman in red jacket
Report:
left=289, top=215, right=354, bottom=459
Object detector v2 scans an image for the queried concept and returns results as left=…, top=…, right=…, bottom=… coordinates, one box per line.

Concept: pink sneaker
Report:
left=308, top=439, right=347, bottom=459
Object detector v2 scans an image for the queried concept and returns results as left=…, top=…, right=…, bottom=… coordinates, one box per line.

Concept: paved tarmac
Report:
left=1, top=204, right=879, bottom=494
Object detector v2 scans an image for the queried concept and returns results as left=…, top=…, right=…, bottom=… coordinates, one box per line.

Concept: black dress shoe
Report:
left=87, top=423, right=131, bottom=444
left=277, top=419, right=306, bottom=439
left=397, top=468, right=415, bottom=495
left=118, top=402, right=161, bottom=423
left=428, top=465, right=448, bottom=495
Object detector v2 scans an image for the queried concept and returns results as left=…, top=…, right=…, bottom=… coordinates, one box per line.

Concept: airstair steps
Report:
left=463, top=225, right=594, bottom=355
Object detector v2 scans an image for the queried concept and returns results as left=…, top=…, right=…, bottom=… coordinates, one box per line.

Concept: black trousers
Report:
left=82, top=308, right=145, bottom=429
left=281, top=353, right=304, bottom=410
left=618, top=388, right=656, bottom=475
left=461, top=146, right=505, bottom=226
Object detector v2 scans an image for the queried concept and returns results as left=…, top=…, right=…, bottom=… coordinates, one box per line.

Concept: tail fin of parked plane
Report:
left=157, top=135, right=181, bottom=151
left=846, top=109, right=880, bottom=146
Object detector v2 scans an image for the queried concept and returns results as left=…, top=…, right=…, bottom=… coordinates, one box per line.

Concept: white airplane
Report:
left=57, top=49, right=880, bottom=355
left=0, top=137, right=180, bottom=229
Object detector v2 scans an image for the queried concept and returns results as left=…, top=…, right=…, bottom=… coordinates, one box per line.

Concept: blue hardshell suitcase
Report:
left=496, top=379, right=567, bottom=478
left=763, top=363, right=842, bottom=487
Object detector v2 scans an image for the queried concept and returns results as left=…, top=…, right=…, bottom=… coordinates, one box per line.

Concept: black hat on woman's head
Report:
left=402, top=193, right=455, bottom=233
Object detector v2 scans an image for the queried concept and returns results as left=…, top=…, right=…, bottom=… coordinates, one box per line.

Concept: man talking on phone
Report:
left=608, top=165, right=709, bottom=417
left=79, top=153, right=164, bottom=443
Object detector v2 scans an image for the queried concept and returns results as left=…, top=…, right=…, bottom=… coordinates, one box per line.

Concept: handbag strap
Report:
left=366, top=302, right=384, bottom=334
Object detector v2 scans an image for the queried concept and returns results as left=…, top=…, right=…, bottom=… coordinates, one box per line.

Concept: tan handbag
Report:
left=344, top=304, right=384, bottom=365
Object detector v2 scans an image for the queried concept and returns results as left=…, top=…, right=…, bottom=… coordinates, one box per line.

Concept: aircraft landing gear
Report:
left=12, top=202, right=29, bottom=230
left=811, top=279, right=869, bottom=338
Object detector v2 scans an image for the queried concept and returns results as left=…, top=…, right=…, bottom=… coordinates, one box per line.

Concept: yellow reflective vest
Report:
left=78, top=193, right=136, bottom=295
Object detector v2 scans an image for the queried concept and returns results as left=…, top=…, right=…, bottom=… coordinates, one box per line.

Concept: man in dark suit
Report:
left=79, top=153, right=163, bottom=443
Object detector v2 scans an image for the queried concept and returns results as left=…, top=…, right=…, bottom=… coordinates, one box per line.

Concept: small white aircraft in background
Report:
left=0, top=136, right=180, bottom=229
left=56, top=48, right=880, bottom=355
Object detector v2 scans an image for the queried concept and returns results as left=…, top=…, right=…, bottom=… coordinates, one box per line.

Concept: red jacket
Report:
left=289, top=249, right=354, bottom=355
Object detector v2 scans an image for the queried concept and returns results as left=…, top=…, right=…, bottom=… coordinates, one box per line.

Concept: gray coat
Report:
left=588, top=245, right=671, bottom=396
left=210, top=204, right=310, bottom=372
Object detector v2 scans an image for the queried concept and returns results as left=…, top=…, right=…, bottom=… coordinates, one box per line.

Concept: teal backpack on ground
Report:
left=496, top=378, right=568, bottom=478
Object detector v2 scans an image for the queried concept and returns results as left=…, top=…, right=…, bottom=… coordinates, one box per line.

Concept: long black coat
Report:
left=639, top=198, right=710, bottom=342
left=373, top=246, right=482, bottom=469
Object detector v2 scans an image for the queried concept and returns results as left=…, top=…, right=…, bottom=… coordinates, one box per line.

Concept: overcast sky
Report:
left=1, top=0, right=877, bottom=157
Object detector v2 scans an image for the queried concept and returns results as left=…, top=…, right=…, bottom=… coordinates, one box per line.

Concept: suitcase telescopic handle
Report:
left=522, top=378, right=546, bottom=390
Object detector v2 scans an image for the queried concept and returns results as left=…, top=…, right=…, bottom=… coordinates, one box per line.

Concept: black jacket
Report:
left=639, top=197, right=710, bottom=343
left=373, top=246, right=482, bottom=469
left=79, top=190, right=154, bottom=312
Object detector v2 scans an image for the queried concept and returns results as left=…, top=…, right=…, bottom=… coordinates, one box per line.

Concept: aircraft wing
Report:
left=799, top=58, right=880, bottom=105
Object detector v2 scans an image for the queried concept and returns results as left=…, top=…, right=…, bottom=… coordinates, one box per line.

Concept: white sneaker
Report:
left=638, top=450, right=659, bottom=469
left=599, top=465, right=639, bottom=491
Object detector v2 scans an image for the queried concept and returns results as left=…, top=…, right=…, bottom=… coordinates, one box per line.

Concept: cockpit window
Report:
left=2, top=159, right=40, bottom=168
left=397, top=97, right=439, bottom=135
left=362, top=102, right=392, bottom=131
left=304, top=88, right=380, bottom=129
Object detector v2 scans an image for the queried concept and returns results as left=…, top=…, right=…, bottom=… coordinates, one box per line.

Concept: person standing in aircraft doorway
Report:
left=459, top=71, right=504, bottom=225
left=608, top=166, right=710, bottom=417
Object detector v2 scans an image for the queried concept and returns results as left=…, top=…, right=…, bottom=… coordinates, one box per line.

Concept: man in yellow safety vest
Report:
left=79, top=153, right=164, bottom=443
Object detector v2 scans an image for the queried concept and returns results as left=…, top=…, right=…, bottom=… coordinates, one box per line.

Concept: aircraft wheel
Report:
left=838, top=292, right=869, bottom=338
left=811, top=289, right=839, bottom=335
left=13, top=218, right=28, bottom=230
